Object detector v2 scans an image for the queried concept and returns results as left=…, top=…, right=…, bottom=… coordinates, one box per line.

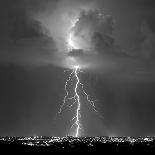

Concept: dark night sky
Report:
left=0, top=0, right=155, bottom=137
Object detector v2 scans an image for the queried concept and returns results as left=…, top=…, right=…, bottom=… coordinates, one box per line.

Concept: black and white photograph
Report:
left=0, top=0, right=155, bottom=152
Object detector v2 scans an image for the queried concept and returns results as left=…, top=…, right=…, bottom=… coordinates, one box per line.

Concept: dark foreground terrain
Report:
left=0, top=136, right=155, bottom=153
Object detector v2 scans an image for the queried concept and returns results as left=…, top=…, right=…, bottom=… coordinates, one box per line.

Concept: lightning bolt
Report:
left=55, top=65, right=101, bottom=137
left=71, top=66, right=81, bottom=137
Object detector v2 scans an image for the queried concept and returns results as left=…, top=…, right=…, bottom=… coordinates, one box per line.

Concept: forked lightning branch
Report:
left=57, top=65, right=100, bottom=137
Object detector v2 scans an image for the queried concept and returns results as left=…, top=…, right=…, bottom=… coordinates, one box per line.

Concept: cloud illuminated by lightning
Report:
left=67, top=18, right=80, bottom=51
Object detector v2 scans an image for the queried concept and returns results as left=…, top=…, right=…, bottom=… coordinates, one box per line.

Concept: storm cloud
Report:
left=0, top=0, right=154, bottom=71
